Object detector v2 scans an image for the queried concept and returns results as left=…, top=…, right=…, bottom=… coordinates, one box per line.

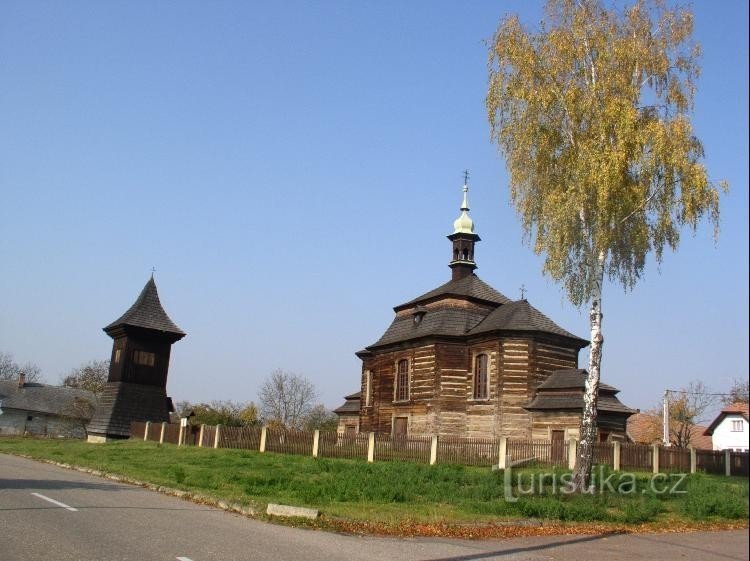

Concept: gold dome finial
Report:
left=453, top=174, right=474, bottom=234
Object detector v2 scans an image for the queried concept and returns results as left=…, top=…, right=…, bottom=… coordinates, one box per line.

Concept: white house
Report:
left=704, top=402, right=749, bottom=452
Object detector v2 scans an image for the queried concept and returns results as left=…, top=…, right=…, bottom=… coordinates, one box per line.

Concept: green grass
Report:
left=1, top=438, right=747, bottom=526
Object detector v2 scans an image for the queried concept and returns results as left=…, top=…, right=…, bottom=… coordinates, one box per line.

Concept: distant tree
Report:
left=172, top=400, right=259, bottom=427
left=487, top=0, right=725, bottom=490
left=239, top=402, right=259, bottom=426
left=61, top=360, right=109, bottom=394
left=643, top=381, right=718, bottom=448
left=59, top=395, right=98, bottom=436
left=303, top=404, right=339, bottom=432
left=723, top=379, right=749, bottom=405
left=0, top=351, right=43, bottom=383
left=259, top=369, right=317, bottom=429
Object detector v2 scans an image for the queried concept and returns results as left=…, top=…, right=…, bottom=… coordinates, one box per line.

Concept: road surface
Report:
left=0, top=453, right=746, bottom=561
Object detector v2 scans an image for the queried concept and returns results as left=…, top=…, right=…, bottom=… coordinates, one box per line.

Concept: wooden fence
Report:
left=128, top=421, right=748, bottom=476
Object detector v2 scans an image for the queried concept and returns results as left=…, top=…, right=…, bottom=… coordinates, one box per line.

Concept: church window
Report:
left=395, top=359, right=409, bottom=401
left=364, top=370, right=372, bottom=407
left=473, top=354, right=488, bottom=399
left=133, top=350, right=155, bottom=367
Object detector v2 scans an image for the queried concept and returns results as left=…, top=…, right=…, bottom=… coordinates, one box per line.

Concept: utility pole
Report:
left=662, top=389, right=670, bottom=446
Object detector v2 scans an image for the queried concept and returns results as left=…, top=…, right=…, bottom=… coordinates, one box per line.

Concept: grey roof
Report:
left=0, top=381, right=97, bottom=418
left=536, top=369, right=617, bottom=392
left=468, top=299, right=587, bottom=344
left=525, top=393, right=636, bottom=415
left=524, top=370, right=635, bottom=415
left=395, top=274, right=510, bottom=311
left=334, top=391, right=361, bottom=415
left=104, top=278, right=185, bottom=336
left=371, top=306, right=491, bottom=348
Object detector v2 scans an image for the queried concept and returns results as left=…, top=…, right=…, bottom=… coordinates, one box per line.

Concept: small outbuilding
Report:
left=0, top=374, right=97, bottom=438
left=523, top=369, right=635, bottom=442
left=333, top=392, right=361, bottom=435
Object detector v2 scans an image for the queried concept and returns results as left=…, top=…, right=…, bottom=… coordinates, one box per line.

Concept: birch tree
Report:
left=486, top=0, right=725, bottom=490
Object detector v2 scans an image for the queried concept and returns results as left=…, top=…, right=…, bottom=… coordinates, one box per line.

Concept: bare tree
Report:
left=0, top=351, right=43, bottom=383
left=259, top=369, right=317, bottom=429
left=303, top=404, right=338, bottom=432
left=61, top=360, right=110, bottom=394
left=723, top=379, right=749, bottom=405
left=59, top=396, right=98, bottom=436
left=644, top=381, right=718, bottom=448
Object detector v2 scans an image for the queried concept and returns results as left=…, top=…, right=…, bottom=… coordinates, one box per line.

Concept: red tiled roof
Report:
left=627, top=413, right=712, bottom=449
left=704, top=402, right=750, bottom=436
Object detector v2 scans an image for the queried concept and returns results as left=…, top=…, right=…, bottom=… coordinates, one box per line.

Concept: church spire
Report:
left=447, top=177, right=481, bottom=280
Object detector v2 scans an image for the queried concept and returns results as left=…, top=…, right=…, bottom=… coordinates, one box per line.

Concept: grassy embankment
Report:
left=1, top=438, right=747, bottom=531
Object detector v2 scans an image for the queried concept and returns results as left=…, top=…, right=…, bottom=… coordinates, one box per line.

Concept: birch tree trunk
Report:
left=572, top=252, right=605, bottom=492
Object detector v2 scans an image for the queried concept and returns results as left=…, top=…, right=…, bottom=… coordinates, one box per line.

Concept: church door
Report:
left=551, top=430, right=565, bottom=464
left=393, top=417, right=408, bottom=438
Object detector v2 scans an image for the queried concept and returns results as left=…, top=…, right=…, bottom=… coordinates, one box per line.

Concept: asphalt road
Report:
left=0, top=453, right=747, bottom=561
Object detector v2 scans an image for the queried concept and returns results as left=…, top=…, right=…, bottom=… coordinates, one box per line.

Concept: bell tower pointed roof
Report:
left=104, top=277, right=185, bottom=338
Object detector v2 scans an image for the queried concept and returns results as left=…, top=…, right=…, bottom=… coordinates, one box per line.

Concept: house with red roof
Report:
left=704, top=402, right=749, bottom=452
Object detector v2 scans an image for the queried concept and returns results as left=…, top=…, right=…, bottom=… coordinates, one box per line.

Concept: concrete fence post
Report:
left=689, top=446, right=696, bottom=474
left=367, top=432, right=375, bottom=463
left=214, top=424, right=221, bottom=449
left=198, top=424, right=205, bottom=448
left=430, top=435, right=438, bottom=465
left=613, top=441, right=621, bottom=471
left=143, top=421, right=151, bottom=441
left=159, top=422, right=166, bottom=444
left=498, top=437, right=508, bottom=470
left=568, top=438, right=577, bottom=470
left=652, top=444, right=660, bottom=474
left=725, top=449, right=731, bottom=476
left=259, top=426, right=268, bottom=453
left=312, top=430, right=320, bottom=458
left=177, top=424, right=184, bottom=447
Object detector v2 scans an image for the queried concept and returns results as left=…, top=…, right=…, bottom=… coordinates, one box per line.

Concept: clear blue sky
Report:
left=1, top=1, right=747, bottom=418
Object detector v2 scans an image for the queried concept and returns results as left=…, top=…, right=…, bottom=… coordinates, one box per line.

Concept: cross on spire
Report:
left=463, top=169, right=470, bottom=185
left=520, top=284, right=527, bottom=300
left=151, top=267, right=156, bottom=279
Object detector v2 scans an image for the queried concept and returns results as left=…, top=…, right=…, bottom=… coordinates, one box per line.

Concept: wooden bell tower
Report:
left=87, top=277, right=185, bottom=442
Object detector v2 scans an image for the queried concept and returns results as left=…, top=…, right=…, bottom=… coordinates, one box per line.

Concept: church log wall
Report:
left=359, top=344, right=437, bottom=435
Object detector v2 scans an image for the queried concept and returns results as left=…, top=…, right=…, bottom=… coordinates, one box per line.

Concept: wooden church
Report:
left=352, top=183, right=633, bottom=440
left=87, top=277, right=185, bottom=442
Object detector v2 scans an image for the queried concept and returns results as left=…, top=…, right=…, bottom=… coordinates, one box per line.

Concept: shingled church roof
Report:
left=333, top=391, right=361, bottom=415
left=368, top=275, right=586, bottom=349
left=104, top=278, right=185, bottom=336
left=468, top=299, right=587, bottom=344
left=372, top=306, right=490, bottom=347
left=394, top=274, right=510, bottom=311
left=524, top=369, right=635, bottom=415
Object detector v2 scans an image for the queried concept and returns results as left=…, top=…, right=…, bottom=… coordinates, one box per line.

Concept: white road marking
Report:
left=176, top=557, right=194, bottom=561
left=30, top=492, right=78, bottom=512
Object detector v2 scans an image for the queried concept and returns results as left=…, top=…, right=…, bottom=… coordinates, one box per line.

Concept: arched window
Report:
left=473, top=354, right=488, bottom=399
left=396, top=359, right=409, bottom=401
left=462, top=248, right=469, bottom=260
